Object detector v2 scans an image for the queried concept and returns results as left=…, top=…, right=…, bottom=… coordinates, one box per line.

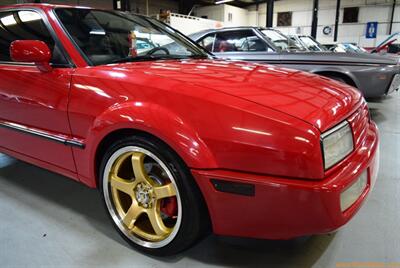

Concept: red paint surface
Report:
left=10, top=40, right=51, bottom=63
left=0, top=4, right=379, bottom=239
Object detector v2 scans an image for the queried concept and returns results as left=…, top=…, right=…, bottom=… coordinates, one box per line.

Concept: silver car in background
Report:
left=190, top=27, right=400, bottom=98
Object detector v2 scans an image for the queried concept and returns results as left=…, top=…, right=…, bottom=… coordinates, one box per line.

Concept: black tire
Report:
left=99, top=135, right=209, bottom=256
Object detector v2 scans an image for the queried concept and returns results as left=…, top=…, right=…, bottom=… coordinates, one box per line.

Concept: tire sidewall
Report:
left=99, top=135, right=205, bottom=256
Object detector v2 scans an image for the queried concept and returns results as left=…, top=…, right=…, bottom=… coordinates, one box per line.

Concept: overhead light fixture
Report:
left=215, top=0, right=234, bottom=4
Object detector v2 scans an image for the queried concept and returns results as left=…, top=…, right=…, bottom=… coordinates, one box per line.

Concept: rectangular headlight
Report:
left=321, top=121, right=354, bottom=170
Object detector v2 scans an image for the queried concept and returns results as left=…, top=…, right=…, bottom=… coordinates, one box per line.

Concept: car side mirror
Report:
left=10, top=40, right=52, bottom=72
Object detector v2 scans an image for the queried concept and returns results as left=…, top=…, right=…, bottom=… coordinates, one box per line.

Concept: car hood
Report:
left=281, top=51, right=399, bottom=65
left=373, top=53, right=400, bottom=63
left=110, top=59, right=362, bottom=132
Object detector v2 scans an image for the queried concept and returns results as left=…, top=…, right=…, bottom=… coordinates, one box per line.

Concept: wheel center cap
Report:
left=135, top=182, right=154, bottom=208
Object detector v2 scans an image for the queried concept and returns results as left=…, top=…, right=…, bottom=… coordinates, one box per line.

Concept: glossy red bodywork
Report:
left=10, top=40, right=53, bottom=72
left=10, top=40, right=51, bottom=63
left=0, top=4, right=379, bottom=240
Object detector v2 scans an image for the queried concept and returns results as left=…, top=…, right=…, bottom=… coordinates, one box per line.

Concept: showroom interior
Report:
left=0, top=0, right=399, bottom=267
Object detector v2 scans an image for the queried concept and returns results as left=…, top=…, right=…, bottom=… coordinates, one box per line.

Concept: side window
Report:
left=0, top=10, right=67, bottom=65
left=214, top=30, right=269, bottom=53
left=197, top=34, right=215, bottom=53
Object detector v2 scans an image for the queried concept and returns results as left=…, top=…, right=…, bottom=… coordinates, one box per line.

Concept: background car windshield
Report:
left=55, top=8, right=207, bottom=65
left=299, top=36, right=327, bottom=51
left=198, top=30, right=274, bottom=53
left=334, top=44, right=348, bottom=52
left=343, top=43, right=367, bottom=53
left=288, top=36, right=308, bottom=51
left=261, top=29, right=304, bottom=51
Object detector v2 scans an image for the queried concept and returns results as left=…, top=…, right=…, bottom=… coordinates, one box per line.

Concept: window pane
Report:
left=198, top=34, right=215, bottom=52
left=343, top=7, right=359, bottom=23
left=214, top=30, right=271, bottom=52
left=299, top=36, right=325, bottom=51
left=261, top=29, right=302, bottom=51
left=0, top=11, right=66, bottom=64
left=277, top=12, right=292, bottom=27
left=55, top=8, right=206, bottom=66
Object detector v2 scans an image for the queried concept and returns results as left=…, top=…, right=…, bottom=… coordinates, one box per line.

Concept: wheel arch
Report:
left=313, top=70, right=359, bottom=89
left=94, top=127, right=213, bottom=235
left=84, top=102, right=218, bottom=188
left=95, top=128, right=156, bottom=183
left=94, top=127, right=209, bottom=185
left=97, top=128, right=213, bottom=252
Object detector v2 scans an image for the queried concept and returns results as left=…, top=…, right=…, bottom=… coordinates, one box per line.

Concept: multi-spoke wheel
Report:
left=100, top=135, right=208, bottom=255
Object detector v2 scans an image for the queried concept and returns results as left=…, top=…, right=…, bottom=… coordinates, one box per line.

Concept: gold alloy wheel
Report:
left=103, top=146, right=182, bottom=248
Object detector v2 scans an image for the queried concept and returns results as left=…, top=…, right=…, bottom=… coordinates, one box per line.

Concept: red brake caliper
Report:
left=161, top=197, right=178, bottom=218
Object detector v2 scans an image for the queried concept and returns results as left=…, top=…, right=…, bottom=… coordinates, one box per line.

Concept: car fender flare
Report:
left=310, top=68, right=361, bottom=89
left=82, top=101, right=218, bottom=182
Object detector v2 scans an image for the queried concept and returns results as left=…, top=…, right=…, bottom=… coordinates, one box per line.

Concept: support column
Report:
left=266, top=0, right=274, bottom=28
left=311, top=0, right=319, bottom=38
left=334, top=0, right=341, bottom=42
left=389, top=0, right=397, bottom=35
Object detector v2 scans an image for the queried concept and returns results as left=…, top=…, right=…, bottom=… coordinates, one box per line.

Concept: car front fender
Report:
left=73, top=101, right=218, bottom=188
left=294, top=64, right=396, bottom=98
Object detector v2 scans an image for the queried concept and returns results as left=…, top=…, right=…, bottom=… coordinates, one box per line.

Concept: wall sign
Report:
left=366, top=22, right=378, bottom=39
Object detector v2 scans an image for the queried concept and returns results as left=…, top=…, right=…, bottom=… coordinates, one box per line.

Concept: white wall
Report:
left=195, top=4, right=225, bottom=21
left=169, top=13, right=223, bottom=35
left=247, top=0, right=400, bottom=46
left=195, top=4, right=251, bottom=27
left=224, top=4, right=249, bottom=26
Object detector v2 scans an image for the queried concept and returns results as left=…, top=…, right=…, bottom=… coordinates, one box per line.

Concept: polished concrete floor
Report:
left=0, top=93, right=399, bottom=268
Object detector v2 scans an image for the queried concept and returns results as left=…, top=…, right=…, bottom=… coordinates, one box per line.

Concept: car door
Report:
left=196, top=29, right=281, bottom=63
left=0, top=9, right=77, bottom=173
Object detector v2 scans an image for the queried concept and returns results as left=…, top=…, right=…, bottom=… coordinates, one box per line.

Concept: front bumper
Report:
left=192, top=122, right=379, bottom=240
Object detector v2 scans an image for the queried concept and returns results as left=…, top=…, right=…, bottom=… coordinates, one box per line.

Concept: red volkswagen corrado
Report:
left=0, top=4, right=379, bottom=255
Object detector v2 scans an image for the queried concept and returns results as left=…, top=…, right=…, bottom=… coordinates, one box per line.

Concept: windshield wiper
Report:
left=187, top=55, right=209, bottom=59
left=109, top=55, right=167, bottom=64
left=109, top=54, right=206, bottom=64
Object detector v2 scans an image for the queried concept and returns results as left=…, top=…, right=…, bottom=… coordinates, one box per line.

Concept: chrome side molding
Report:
left=0, top=120, right=85, bottom=149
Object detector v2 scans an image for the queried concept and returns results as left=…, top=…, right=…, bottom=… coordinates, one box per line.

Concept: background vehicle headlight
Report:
left=321, top=121, right=354, bottom=170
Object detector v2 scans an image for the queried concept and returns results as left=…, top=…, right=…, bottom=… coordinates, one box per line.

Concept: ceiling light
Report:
left=215, top=0, right=234, bottom=4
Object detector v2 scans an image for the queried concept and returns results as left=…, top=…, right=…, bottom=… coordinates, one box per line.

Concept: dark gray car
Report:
left=190, top=27, right=400, bottom=98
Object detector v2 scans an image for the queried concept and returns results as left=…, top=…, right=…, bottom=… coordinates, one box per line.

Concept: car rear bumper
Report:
left=191, top=122, right=379, bottom=240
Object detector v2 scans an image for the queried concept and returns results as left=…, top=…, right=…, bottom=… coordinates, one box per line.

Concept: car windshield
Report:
left=334, top=44, right=347, bottom=53
left=343, top=43, right=367, bottom=53
left=299, top=36, right=327, bottom=51
left=55, top=8, right=209, bottom=65
left=289, top=36, right=308, bottom=51
left=260, top=29, right=305, bottom=51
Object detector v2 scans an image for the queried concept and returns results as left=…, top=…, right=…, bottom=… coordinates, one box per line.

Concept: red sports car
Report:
left=0, top=4, right=379, bottom=256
